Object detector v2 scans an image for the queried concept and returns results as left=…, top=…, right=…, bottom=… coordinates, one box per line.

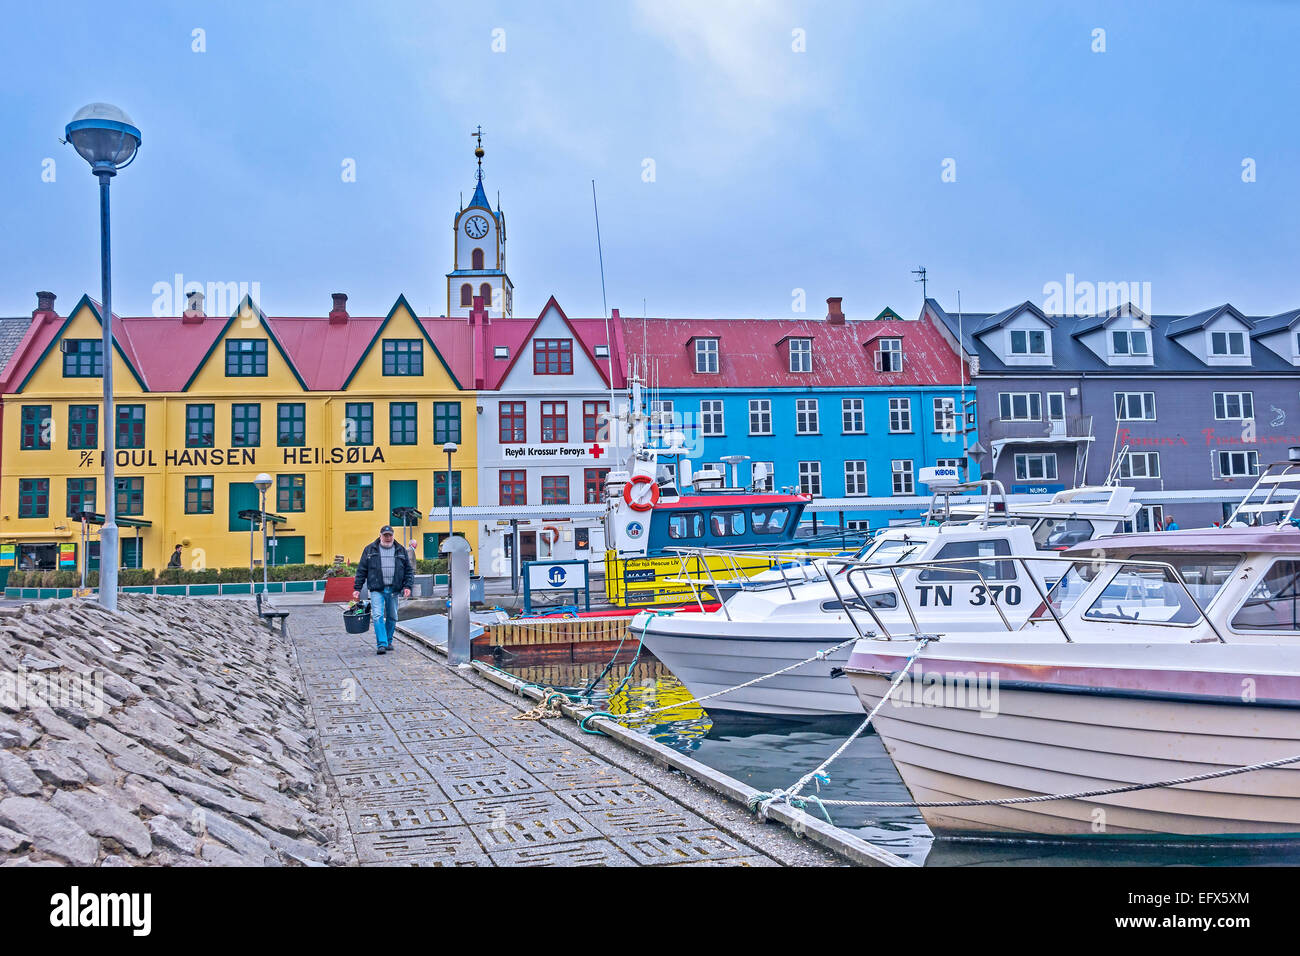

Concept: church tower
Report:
left=447, top=127, right=513, bottom=318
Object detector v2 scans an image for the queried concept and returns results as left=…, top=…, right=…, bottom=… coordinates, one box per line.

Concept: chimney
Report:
left=329, top=292, right=349, bottom=324
left=826, top=297, right=845, bottom=324
left=469, top=294, right=489, bottom=327
left=182, top=290, right=206, bottom=324
left=611, top=308, right=620, bottom=320
left=33, top=291, right=57, bottom=318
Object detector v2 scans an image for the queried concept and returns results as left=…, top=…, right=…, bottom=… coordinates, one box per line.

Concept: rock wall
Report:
left=0, top=597, right=340, bottom=866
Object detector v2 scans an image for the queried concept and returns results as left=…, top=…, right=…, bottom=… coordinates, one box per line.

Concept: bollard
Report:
left=442, top=536, right=472, bottom=665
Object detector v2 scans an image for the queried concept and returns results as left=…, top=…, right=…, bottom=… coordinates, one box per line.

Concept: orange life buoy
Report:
left=541, top=525, right=561, bottom=547
left=623, top=474, right=660, bottom=512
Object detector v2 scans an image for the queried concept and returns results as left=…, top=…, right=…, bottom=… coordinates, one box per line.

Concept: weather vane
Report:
left=472, top=125, right=484, bottom=183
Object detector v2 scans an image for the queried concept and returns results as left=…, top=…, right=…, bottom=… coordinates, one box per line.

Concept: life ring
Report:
left=541, top=525, right=561, bottom=547
left=623, top=474, right=660, bottom=512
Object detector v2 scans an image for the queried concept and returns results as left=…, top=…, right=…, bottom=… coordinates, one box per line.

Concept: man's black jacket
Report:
left=353, top=539, right=416, bottom=593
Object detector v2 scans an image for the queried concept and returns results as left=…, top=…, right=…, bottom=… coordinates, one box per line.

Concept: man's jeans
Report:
left=371, top=589, right=400, bottom=649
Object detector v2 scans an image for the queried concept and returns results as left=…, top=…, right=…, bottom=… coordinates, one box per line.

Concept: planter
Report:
left=323, top=576, right=355, bottom=603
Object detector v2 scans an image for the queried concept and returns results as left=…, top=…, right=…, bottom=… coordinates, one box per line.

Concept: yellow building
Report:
left=0, top=292, right=478, bottom=575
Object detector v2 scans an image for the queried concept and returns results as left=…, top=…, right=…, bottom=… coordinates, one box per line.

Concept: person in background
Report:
left=352, top=524, right=414, bottom=655
left=167, top=544, right=183, bottom=569
left=1164, top=515, right=1180, bottom=531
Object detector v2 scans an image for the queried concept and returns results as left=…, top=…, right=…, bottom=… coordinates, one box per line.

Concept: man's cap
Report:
left=380, top=525, right=394, bottom=534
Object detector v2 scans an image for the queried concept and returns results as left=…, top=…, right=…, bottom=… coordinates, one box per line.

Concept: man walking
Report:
left=353, top=524, right=414, bottom=655
left=167, top=544, right=183, bottom=568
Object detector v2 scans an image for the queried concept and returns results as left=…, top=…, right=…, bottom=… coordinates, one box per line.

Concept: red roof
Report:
left=478, top=296, right=625, bottom=390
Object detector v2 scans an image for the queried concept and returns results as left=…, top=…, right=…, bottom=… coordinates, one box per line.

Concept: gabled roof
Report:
left=971, top=300, right=1055, bottom=335
left=1069, top=302, right=1150, bottom=337
left=0, top=317, right=33, bottom=383
left=1250, top=308, right=1300, bottom=338
left=1164, top=303, right=1252, bottom=338
left=481, top=296, right=623, bottom=390
left=181, top=296, right=308, bottom=392
left=874, top=307, right=904, bottom=321
left=339, top=294, right=463, bottom=390
left=6, top=296, right=148, bottom=392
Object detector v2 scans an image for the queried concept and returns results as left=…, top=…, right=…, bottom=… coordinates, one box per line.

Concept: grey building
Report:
left=924, top=298, right=1300, bottom=530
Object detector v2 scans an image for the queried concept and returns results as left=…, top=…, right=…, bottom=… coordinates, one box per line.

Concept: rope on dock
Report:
left=512, top=687, right=570, bottom=722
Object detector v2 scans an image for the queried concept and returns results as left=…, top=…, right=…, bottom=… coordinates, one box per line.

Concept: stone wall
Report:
left=0, top=596, right=340, bottom=866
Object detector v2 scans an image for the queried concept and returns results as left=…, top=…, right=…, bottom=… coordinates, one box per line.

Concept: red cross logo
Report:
left=588, top=443, right=604, bottom=457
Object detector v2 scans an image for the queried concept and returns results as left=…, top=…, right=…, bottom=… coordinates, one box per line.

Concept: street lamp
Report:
left=253, top=473, right=273, bottom=593
left=64, top=103, right=142, bottom=612
left=442, top=443, right=458, bottom=546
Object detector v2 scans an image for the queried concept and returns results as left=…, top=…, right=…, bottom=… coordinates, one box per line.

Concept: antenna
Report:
left=592, top=180, right=609, bottom=319
left=912, top=266, right=928, bottom=302
left=958, top=289, right=967, bottom=476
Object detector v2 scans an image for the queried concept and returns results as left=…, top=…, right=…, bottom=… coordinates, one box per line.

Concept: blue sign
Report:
left=627, top=521, right=644, bottom=538
left=547, top=566, right=568, bottom=587
left=1012, top=483, right=1066, bottom=495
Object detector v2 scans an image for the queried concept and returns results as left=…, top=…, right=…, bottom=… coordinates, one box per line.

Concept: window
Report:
left=480, top=283, right=492, bottom=305
left=1219, top=450, right=1259, bottom=478
left=919, top=538, right=1015, bottom=582
left=186, top=404, right=214, bottom=448
left=650, top=400, right=675, bottom=425
left=21, top=405, right=51, bottom=450
left=1046, top=393, right=1065, bottom=423
left=1111, top=329, right=1149, bottom=356
left=382, top=339, right=423, bottom=376
left=499, top=470, right=526, bottom=505
left=1032, top=518, right=1096, bottom=550
left=63, top=339, right=103, bottom=377
left=117, top=404, right=145, bottom=449
left=277, top=403, right=305, bottom=446
left=752, top=462, right=775, bottom=492
left=184, top=476, right=214, bottom=514
left=1114, top=392, right=1156, bottom=421
left=68, top=405, right=98, bottom=450
left=700, top=400, right=724, bottom=436
left=584, top=468, right=609, bottom=503
left=751, top=506, right=790, bottom=534
left=225, top=339, right=268, bottom=376
left=389, top=402, right=418, bottom=445
left=18, top=478, right=49, bottom=518
left=1014, top=453, right=1059, bottom=481
left=433, top=402, right=461, bottom=444
left=1010, top=329, right=1047, bottom=354
left=889, top=397, right=912, bottom=433
left=798, top=461, right=821, bottom=496
left=933, top=397, right=956, bottom=434
left=345, top=403, right=373, bottom=445
left=891, top=459, right=915, bottom=495
left=1210, top=330, right=1246, bottom=356
left=1119, top=451, right=1161, bottom=479
left=1085, top=565, right=1202, bottom=625
left=694, top=338, right=719, bottom=373
left=876, top=338, right=903, bottom=372
left=66, top=478, right=95, bottom=518
left=499, top=402, right=526, bottom=443
left=1213, top=392, right=1254, bottom=421
left=583, top=401, right=609, bottom=442
left=749, top=399, right=772, bottom=436
left=594, top=344, right=609, bottom=358
left=460, top=284, right=473, bottom=307
left=998, top=393, right=1042, bottom=421
left=277, top=474, right=305, bottom=512
left=710, top=511, right=746, bottom=536
left=1232, top=560, right=1300, bottom=631
left=796, top=399, right=819, bottom=434
left=434, top=470, right=462, bottom=507
left=541, top=476, right=570, bottom=505
left=842, top=398, right=864, bottom=434
left=667, top=512, right=704, bottom=539
left=844, top=460, right=868, bottom=496
left=471, top=248, right=484, bottom=270
left=115, top=477, right=143, bottom=516
left=493, top=346, right=509, bottom=360
left=789, top=338, right=812, bottom=372
left=541, top=401, right=568, bottom=442
left=230, top=403, right=261, bottom=447
left=534, top=339, right=573, bottom=375
left=345, top=473, right=373, bottom=510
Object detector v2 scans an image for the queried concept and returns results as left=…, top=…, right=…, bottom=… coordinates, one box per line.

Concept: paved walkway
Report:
left=290, top=604, right=782, bottom=866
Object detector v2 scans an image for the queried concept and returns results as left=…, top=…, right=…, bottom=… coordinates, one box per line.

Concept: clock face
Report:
left=465, top=215, right=489, bottom=239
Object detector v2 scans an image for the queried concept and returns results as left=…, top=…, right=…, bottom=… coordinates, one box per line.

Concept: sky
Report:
left=2, top=0, right=1299, bottom=322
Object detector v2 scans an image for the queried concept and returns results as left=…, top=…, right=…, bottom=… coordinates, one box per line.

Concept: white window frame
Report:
left=846, top=520, right=872, bottom=532
left=1110, top=329, right=1150, bottom=356
left=876, top=338, right=903, bottom=372
left=752, top=461, right=775, bottom=492
left=932, top=397, right=956, bottom=434
left=1014, top=453, right=1059, bottom=482
left=796, top=398, right=819, bottom=434
left=594, top=344, right=609, bottom=358
left=844, top=460, right=868, bottom=496
left=1046, top=392, right=1066, bottom=422
left=1213, top=391, right=1254, bottom=421
left=798, top=461, right=822, bottom=497
left=998, top=392, right=1042, bottom=421
left=841, top=398, right=864, bottom=434
left=891, top=459, right=915, bottom=496
left=789, top=338, right=812, bottom=373
left=749, top=399, right=772, bottom=435
left=1010, top=329, right=1047, bottom=355
left=1114, top=392, right=1156, bottom=421
left=493, top=346, right=509, bottom=359
left=694, top=338, right=719, bottom=373
left=1218, top=450, right=1260, bottom=479
left=888, top=397, right=912, bottom=433
left=1118, top=451, right=1161, bottom=479
left=1210, top=330, right=1246, bottom=357
left=700, top=400, right=724, bottom=436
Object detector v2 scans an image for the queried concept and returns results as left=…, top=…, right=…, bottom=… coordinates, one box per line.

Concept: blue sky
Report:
left=2, top=0, right=1298, bottom=321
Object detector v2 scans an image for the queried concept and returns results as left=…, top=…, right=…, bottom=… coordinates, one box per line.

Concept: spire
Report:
left=467, top=124, right=491, bottom=210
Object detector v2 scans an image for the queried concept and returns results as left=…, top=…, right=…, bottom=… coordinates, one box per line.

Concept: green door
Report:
left=120, top=538, right=143, bottom=569
left=389, top=480, right=418, bottom=516
left=228, top=482, right=259, bottom=532
left=270, top=535, right=305, bottom=565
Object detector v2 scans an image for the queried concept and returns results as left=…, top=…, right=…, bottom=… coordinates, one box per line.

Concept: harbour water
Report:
left=486, top=649, right=1300, bottom=867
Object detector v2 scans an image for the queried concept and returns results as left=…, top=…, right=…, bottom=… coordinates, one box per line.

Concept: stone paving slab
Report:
left=290, top=605, right=780, bottom=867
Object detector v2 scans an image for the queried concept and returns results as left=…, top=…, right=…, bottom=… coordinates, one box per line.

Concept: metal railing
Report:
left=1224, top=459, right=1300, bottom=527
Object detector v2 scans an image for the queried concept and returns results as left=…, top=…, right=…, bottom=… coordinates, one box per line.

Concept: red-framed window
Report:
left=541, top=401, right=568, bottom=442
left=583, top=400, right=609, bottom=442
left=499, top=402, right=526, bottom=443
left=534, top=339, right=573, bottom=375
left=499, top=470, right=526, bottom=506
left=584, top=468, right=609, bottom=504
left=541, top=476, right=570, bottom=505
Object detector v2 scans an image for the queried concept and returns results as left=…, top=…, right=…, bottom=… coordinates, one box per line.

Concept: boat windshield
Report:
left=858, top=536, right=927, bottom=565
left=1032, top=518, right=1096, bottom=550
left=1231, top=559, right=1300, bottom=631
left=1128, top=553, right=1241, bottom=606
left=1083, top=565, right=1203, bottom=626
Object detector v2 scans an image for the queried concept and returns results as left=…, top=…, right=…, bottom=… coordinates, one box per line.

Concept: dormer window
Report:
left=493, top=346, right=509, bottom=360
left=875, top=338, right=903, bottom=372
left=1111, top=330, right=1149, bottom=356
left=789, top=338, right=812, bottom=372
left=1010, top=330, right=1047, bottom=355
left=1211, top=330, right=1246, bottom=356
left=695, top=338, right=719, bottom=373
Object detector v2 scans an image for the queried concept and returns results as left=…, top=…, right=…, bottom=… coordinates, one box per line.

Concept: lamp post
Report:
left=442, top=442, right=458, bottom=546
left=64, top=103, right=141, bottom=612
left=254, top=473, right=272, bottom=593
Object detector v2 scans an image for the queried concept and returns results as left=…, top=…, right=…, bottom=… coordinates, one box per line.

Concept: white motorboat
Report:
left=636, top=475, right=1139, bottom=717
